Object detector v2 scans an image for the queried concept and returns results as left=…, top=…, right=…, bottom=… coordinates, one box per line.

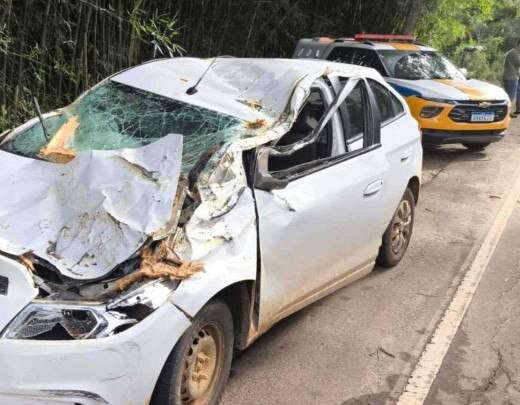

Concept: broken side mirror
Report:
left=254, top=146, right=289, bottom=191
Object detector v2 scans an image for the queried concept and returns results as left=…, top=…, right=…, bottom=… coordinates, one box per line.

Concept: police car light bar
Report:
left=354, top=33, right=416, bottom=43
left=313, top=37, right=334, bottom=43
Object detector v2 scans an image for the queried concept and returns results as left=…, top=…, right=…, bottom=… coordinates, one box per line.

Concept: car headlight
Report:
left=1, top=279, right=175, bottom=340
left=1, top=302, right=137, bottom=340
left=420, top=106, right=444, bottom=118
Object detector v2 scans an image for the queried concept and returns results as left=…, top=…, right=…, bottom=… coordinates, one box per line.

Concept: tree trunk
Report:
left=402, top=0, right=423, bottom=34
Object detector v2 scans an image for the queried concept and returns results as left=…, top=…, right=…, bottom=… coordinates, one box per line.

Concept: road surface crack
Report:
left=423, top=165, right=448, bottom=186
left=481, top=349, right=504, bottom=393
left=464, top=347, right=518, bottom=405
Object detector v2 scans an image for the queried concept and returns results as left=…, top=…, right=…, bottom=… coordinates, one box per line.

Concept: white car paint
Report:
left=0, top=301, right=190, bottom=405
left=0, top=58, right=422, bottom=404
left=0, top=256, right=38, bottom=333
left=255, top=75, right=421, bottom=330
left=256, top=148, right=389, bottom=328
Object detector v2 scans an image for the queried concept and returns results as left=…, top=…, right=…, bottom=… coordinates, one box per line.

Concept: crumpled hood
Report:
left=0, top=134, right=182, bottom=280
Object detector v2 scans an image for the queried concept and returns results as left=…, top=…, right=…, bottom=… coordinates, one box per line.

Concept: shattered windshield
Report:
left=0, top=81, right=242, bottom=171
left=378, top=50, right=465, bottom=80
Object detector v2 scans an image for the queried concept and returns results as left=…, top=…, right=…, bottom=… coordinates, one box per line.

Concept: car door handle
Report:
left=401, top=148, right=413, bottom=162
left=364, top=179, right=383, bottom=197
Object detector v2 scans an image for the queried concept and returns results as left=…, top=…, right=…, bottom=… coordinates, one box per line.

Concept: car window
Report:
left=268, top=88, right=333, bottom=173
left=341, top=81, right=366, bottom=142
left=327, top=47, right=387, bottom=76
left=392, top=92, right=405, bottom=115
left=368, top=79, right=405, bottom=123
left=378, top=50, right=465, bottom=80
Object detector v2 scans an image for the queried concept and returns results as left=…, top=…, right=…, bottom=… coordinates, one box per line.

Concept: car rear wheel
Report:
left=463, top=143, right=490, bottom=151
left=151, top=299, right=234, bottom=405
left=377, top=188, right=415, bottom=268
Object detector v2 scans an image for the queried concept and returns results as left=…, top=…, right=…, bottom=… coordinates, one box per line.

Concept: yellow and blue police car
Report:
left=294, top=34, right=511, bottom=150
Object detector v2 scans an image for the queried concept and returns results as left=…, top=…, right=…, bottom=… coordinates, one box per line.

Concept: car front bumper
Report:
left=422, top=129, right=505, bottom=145
left=0, top=302, right=190, bottom=405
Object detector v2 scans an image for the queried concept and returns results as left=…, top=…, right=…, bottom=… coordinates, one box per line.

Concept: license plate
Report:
left=471, top=112, right=494, bottom=122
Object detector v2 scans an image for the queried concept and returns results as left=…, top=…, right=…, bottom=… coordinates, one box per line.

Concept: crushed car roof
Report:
left=112, top=57, right=380, bottom=122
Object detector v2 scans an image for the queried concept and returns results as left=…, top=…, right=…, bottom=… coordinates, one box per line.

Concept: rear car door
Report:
left=367, top=78, right=421, bottom=222
left=255, top=77, right=390, bottom=331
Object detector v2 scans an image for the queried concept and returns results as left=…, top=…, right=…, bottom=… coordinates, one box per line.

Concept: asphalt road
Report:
left=425, top=175, right=520, bottom=405
left=221, top=121, right=520, bottom=405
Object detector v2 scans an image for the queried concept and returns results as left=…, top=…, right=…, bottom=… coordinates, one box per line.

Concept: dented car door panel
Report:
left=256, top=147, right=388, bottom=329
left=255, top=77, right=390, bottom=329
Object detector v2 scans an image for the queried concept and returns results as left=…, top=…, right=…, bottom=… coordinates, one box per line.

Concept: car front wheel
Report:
left=377, top=188, right=415, bottom=267
left=151, top=299, right=234, bottom=405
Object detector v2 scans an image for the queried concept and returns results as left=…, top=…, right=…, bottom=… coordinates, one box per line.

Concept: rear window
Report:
left=368, top=79, right=405, bottom=123
left=327, top=47, right=387, bottom=76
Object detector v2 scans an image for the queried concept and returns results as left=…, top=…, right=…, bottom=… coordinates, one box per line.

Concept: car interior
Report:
left=268, top=88, right=333, bottom=173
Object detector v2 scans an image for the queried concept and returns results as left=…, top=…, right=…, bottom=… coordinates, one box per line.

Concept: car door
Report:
left=254, top=77, right=390, bottom=331
left=367, top=78, right=421, bottom=223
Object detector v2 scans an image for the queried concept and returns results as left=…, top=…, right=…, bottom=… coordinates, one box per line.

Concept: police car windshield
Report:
left=378, top=50, right=465, bottom=80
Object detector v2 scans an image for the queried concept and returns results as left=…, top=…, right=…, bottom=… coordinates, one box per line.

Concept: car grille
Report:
left=448, top=101, right=508, bottom=123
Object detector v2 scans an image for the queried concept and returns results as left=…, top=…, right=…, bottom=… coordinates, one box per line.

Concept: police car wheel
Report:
left=463, top=143, right=490, bottom=151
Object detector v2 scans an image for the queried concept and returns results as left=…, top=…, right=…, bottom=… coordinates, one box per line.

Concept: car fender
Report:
left=169, top=214, right=257, bottom=318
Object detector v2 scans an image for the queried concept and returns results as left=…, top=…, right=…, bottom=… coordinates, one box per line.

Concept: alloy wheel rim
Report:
left=391, top=199, right=412, bottom=255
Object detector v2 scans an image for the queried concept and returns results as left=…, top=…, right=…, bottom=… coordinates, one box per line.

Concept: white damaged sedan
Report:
left=0, top=57, right=422, bottom=405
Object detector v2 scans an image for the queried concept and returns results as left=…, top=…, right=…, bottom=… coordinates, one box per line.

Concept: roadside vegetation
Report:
left=0, top=0, right=518, bottom=132
left=417, top=0, right=520, bottom=83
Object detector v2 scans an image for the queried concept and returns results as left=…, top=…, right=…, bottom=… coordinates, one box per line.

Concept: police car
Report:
left=294, top=34, right=511, bottom=150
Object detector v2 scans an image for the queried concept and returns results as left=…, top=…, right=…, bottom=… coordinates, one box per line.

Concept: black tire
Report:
left=463, top=143, right=490, bottom=151
left=377, top=188, right=415, bottom=268
left=151, top=299, right=234, bottom=405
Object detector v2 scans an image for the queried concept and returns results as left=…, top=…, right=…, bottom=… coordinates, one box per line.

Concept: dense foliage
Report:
left=417, top=0, right=520, bottom=83
left=0, top=0, right=517, bottom=132
left=0, top=0, right=424, bottom=132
